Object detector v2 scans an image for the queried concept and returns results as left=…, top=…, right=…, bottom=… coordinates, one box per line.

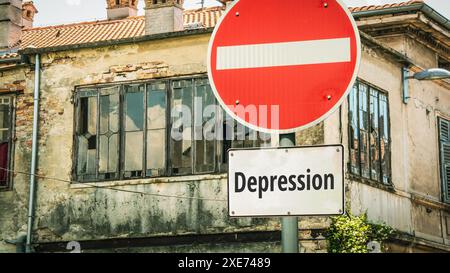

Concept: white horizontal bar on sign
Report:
left=216, top=38, right=351, bottom=70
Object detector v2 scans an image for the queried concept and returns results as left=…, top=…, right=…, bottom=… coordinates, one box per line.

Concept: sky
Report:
left=32, top=0, right=449, bottom=27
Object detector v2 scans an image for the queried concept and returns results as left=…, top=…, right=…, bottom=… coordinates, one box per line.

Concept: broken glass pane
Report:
left=379, top=93, right=390, bottom=184
left=77, top=96, right=97, bottom=178
left=359, top=83, right=370, bottom=179
left=194, top=82, right=216, bottom=173
left=170, top=80, right=193, bottom=175
left=349, top=84, right=360, bottom=175
left=369, top=88, right=380, bottom=182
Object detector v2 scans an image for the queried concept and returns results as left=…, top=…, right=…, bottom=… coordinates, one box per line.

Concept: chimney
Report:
left=219, top=0, right=233, bottom=9
left=0, top=0, right=23, bottom=49
left=106, top=0, right=139, bottom=20
left=22, top=1, right=37, bottom=29
left=144, top=0, right=184, bottom=35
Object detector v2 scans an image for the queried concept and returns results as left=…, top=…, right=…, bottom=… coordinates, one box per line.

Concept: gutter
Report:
left=26, top=54, right=40, bottom=253
left=352, top=2, right=450, bottom=30
left=0, top=56, right=22, bottom=64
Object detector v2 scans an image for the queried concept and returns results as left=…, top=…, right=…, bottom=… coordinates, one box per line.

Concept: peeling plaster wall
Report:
left=18, top=34, right=285, bottom=251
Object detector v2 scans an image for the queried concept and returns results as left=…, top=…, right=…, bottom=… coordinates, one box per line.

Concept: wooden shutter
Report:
left=439, top=118, right=450, bottom=203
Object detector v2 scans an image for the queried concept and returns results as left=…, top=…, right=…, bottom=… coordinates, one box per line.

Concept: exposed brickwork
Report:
left=15, top=94, right=34, bottom=151
left=296, top=122, right=324, bottom=146
left=81, top=61, right=171, bottom=85
left=0, top=80, right=26, bottom=93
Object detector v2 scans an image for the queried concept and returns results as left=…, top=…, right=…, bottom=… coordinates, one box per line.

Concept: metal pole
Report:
left=26, top=54, right=40, bottom=253
left=279, top=133, right=299, bottom=253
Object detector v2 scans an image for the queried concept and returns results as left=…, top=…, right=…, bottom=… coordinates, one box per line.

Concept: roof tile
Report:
left=19, top=1, right=425, bottom=50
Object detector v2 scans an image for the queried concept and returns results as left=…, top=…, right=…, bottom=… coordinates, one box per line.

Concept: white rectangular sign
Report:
left=228, top=145, right=344, bottom=217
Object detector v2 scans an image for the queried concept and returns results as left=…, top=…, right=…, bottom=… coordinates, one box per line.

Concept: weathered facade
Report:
left=0, top=0, right=449, bottom=253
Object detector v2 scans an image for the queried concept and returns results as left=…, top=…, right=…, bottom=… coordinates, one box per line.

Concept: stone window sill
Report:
left=347, top=173, right=396, bottom=193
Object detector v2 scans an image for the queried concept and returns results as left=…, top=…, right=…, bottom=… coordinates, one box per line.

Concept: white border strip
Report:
left=217, top=38, right=351, bottom=70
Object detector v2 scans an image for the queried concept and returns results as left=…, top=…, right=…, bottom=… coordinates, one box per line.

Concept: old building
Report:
left=0, top=0, right=449, bottom=253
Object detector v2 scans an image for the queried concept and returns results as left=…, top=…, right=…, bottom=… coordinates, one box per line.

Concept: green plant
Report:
left=326, top=212, right=394, bottom=253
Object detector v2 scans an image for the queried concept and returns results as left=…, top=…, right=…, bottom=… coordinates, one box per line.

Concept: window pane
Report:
left=77, top=96, right=97, bottom=179
left=98, top=135, right=119, bottom=179
left=0, top=104, right=11, bottom=142
left=369, top=88, right=380, bottom=182
left=124, top=131, right=144, bottom=177
left=194, top=80, right=216, bottom=173
left=147, top=83, right=166, bottom=130
left=98, top=89, right=120, bottom=179
left=359, top=83, right=370, bottom=179
left=147, top=130, right=165, bottom=176
left=147, top=82, right=167, bottom=177
left=124, top=85, right=145, bottom=178
left=170, top=80, right=193, bottom=175
left=379, top=94, right=390, bottom=184
left=220, top=112, right=270, bottom=169
left=349, top=85, right=360, bottom=175
left=125, top=86, right=145, bottom=131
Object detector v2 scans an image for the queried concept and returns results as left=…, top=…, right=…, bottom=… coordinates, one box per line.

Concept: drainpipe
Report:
left=26, top=54, right=40, bottom=253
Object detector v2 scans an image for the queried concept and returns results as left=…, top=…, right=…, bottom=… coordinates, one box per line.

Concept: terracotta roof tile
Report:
left=349, top=0, right=423, bottom=12
left=20, top=1, right=426, bottom=50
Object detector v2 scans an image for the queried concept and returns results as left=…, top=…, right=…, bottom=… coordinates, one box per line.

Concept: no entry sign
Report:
left=207, top=0, right=361, bottom=133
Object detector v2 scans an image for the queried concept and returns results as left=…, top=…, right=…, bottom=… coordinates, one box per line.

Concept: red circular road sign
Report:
left=207, top=0, right=361, bottom=133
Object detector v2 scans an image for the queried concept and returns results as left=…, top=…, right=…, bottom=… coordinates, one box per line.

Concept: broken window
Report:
left=219, top=111, right=271, bottom=172
left=170, top=80, right=193, bottom=175
left=348, top=81, right=391, bottom=184
left=75, top=77, right=263, bottom=182
left=0, top=97, right=13, bottom=188
left=194, top=79, right=216, bottom=174
left=76, top=90, right=98, bottom=181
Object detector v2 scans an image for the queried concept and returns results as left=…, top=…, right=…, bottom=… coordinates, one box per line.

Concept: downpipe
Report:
left=26, top=54, right=40, bottom=253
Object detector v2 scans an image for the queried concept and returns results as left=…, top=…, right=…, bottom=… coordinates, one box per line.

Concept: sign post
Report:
left=279, top=133, right=298, bottom=253
left=209, top=0, right=361, bottom=253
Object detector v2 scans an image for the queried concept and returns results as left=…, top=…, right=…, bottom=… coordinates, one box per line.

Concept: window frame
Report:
left=438, top=117, right=450, bottom=204
left=0, top=95, right=15, bottom=191
left=347, top=79, right=392, bottom=185
left=73, top=75, right=261, bottom=183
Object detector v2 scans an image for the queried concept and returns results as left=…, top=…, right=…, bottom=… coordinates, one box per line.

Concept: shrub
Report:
left=326, top=212, right=394, bottom=253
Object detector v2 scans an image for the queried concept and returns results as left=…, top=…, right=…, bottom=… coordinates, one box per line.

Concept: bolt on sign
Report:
left=207, top=0, right=361, bottom=133
left=228, top=146, right=345, bottom=217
